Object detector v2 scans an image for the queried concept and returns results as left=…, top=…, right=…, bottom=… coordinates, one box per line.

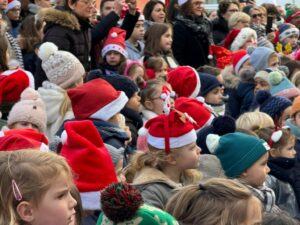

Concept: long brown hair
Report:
left=0, top=35, right=9, bottom=72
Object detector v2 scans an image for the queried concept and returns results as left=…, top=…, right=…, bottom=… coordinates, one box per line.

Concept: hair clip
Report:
left=12, top=179, right=22, bottom=201
left=268, top=130, right=283, bottom=148
left=199, top=183, right=206, bottom=191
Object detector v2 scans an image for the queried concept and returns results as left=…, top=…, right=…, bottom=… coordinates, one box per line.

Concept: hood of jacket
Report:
left=222, top=65, right=240, bottom=89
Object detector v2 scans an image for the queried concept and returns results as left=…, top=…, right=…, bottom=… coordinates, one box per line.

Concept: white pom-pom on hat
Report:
left=20, top=87, right=41, bottom=101
left=38, top=42, right=58, bottom=61
left=271, top=130, right=283, bottom=143
left=61, top=130, right=68, bottom=145
left=161, top=93, right=167, bottom=100
left=138, top=127, right=148, bottom=136
left=111, top=32, right=118, bottom=38
left=206, top=134, right=220, bottom=154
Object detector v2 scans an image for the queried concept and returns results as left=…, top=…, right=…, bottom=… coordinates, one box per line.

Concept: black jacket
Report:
left=212, top=16, right=229, bottom=46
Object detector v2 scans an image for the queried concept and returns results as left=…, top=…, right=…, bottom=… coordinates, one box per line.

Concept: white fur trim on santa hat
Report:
left=80, top=191, right=101, bottom=210
left=279, top=28, right=299, bottom=42
left=40, top=143, right=49, bottom=152
left=101, top=44, right=128, bottom=58
left=230, top=28, right=257, bottom=52
left=190, top=67, right=201, bottom=98
left=90, top=91, right=128, bottom=121
left=234, top=54, right=250, bottom=75
left=148, top=129, right=197, bottom=149
left=4, top=0, right=21, bottom=13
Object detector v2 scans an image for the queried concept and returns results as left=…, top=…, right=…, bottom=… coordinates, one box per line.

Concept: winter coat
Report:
left=212, top=16, right=229, bottom=46
left=125, top=40, right=144, bottom=61
left=172, top=16, right=210, bottom=69
left=35, top=8, right=92, bottom=88
left=22, top=51, right=38, bottom=75
left=37, top=81, right=74, bottom=140
left=132, top=167, right=182, bottom=209
left=236, top=82, right=255, bottom=116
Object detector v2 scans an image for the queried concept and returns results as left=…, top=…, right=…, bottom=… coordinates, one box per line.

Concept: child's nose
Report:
left=69, top=194, right=77, bottom=209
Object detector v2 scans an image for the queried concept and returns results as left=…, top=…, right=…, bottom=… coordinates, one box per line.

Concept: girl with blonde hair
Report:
left=236, top=111, right=275, bottom=132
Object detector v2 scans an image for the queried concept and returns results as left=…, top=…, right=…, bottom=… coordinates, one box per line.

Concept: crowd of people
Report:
left=1, top=0, right=300, bottom=224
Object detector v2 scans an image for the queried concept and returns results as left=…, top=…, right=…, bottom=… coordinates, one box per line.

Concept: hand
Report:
left=114, top=0, right=125, bottom=16
left=127, top=0, right=137, bottom=15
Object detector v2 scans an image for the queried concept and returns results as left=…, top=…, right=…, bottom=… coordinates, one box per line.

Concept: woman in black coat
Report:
left=172, top=0, right=212, bottom=69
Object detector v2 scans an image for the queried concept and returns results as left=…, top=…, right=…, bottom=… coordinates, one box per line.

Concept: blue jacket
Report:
left=125, top=40, right=144, bottom=61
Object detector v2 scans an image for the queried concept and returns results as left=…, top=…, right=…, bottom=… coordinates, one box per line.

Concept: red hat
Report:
left=143, top=110, right=197, bottom=154
left=67, top=79, right=128, bottom=121
left=0, top=68, right=31, bottom=105
left=101, top=27, right=127, bottom=58
left=0, top=128, right=49, bottom=151
left=60, top=120, right=118, bottom=210
left=232, top=49, right=250, bottom=75
left=210, top=45, right=233, bottom=69
left=167, top=66, right=201, bottom=98
left=4, top=0, right=20, bottom=12
left=224, top=29, right=241, bottom=50
left=175, top=97, right=215, bottom=132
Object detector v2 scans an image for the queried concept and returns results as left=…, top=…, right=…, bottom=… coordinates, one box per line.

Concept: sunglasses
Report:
left=252, top=13, right=262, bottom=19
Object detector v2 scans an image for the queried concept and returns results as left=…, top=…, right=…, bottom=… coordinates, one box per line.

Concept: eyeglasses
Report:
left=252, top=13, right=262, bottom=19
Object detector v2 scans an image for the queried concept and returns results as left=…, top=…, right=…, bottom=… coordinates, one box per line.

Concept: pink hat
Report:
left=7, top=88, right=47, bottom=133
left=175, top=97, right=215, bottom=132
left=67, top=79, right=128, bottom=121
left=167, top=66, right=201, bottom=98
left=4, top=0, right=21, bottom=13
left=60, top=120, right=118, bottom=210
left=0, top=128, right=49, bottom=151
left=101, top=27, right=128, bottom=58
left=232, top=50, right=250, bottom=75
left=143, top=110, right=197, bottom=154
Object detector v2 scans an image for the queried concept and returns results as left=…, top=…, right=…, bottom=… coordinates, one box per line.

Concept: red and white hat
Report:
left=232, top=49, right=250, bottom=75
left=224, top=28, right=257, bottom=52
left=67, top=79, right=128, bottom=121
left=175, top=97, right=215, bottom=132
left=143, top=110, right=197, bottom=154
left=60, top=120, right=118, bottom=210
left=4, top=0, right=21, bottom=13
left=167, top=66, right=201, bottom=98
left=101, top=27, right=128, bottom=58
left=0, top=128, right=49, bottom=151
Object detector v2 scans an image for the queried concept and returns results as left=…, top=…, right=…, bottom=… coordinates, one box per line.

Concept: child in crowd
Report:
left=129, top=110, right=201, bottom=209
left=207, top=132, right=281, bottom=213
left=276, top=23, right=299, bottom=55
left=37, top=42, right=85, bottom=140
left=250, top=47, right=280, bottom=72
left=165, top=178, right=262, bottom=225
left=144, top=56, right=169, bottom=80
left=120, top=60, right=146, bottom=89
left=236, top=111, right=275, bottom=132
left=143, top=23, right=178, bottom=69
left=0, top=150, right=77, bottom=225
left=125, top=14, right=145, bottom=60
left=99, top=27, right=128, bottom=76
left=6, top=87, right=47, bottom=133
left=256, top=127, right=300, bottom=218
left=254, top=70, right=271, bottom=94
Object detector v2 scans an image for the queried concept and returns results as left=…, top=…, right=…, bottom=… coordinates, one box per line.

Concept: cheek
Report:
left=152, top=101, right=164, bottom=115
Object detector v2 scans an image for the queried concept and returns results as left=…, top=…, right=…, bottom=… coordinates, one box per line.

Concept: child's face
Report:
left=272, top=139, right=296, bottom=159
left=155, top=62, right=168, bottom=80
left=129, top=66, right=144, bottom=82
left=204, top=86, right=223, bottom=105
left=294, top=112, right=300, bottom=127
left=11, top=121, right=40, bottom=133
left=254, top=78, right=271, bottom=94
left=241, top=37, right=257, bottom=51
left=240, top=59, right=253, bottom=74
left=131, top=20, right=145, bottom=41
left=241, top=152, right=270, bottom=188
left=242, top=197, right=262, bottom=225
left=283, top=35, right=299, bottom=50
left=268, top=54, right=280, bottom=69
left=28, top=173, right=77, bottom=225
left=105, top=50, right=122, bottom=66
left=126, top=92, right=141, bottom=112
left=160, top=28, right=173, bottom=52
left=174, top=142, right=201, bottom=170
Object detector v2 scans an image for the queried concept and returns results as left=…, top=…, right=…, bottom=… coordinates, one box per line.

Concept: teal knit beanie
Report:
left=206, top=132, right=270, bottom=178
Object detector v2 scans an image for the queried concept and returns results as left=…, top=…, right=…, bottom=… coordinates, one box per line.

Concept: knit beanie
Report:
left=249, top=47, right=276, bottom=72
left=102, top=27, right=128, bottom=58
left=278, top=23, right=299, bottom=43
left=4, top=0, right=20, bottom=13
left=285, top=4, right=300, bottom=23
left=232, top=50, right=250, bottom=75
left=199, top=73, right=221, bottom=97
left=98, top=183, right=179, bottom=225
left=291, top=95, right=300, bottom=117
left=196, top=115, right=236, bottom=154
left=206, top=132, right=270, bottom=178
left=38, top=42, right=85, bottom=89
left=268, top=71, right=300, bottom=98
left=7, top=88, right=47, bottom=133
left=254, top=70, right=270, bottom=84
left=104, top=144, right=124, bottom=167
left=256, top=90, right=292, bottom=121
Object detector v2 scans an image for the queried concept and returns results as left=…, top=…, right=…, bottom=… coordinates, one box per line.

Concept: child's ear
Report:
left=269, top=149, right=279, bottom=158
left=16, top=201, right=35, bottom=223
left=165, top=153, right=177, bottom=165
left=144, top=100, right=154, bottom=110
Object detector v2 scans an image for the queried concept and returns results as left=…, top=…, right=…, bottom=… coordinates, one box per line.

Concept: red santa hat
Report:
left=101, top=27, right=128, bottom=58
left=175, top=97, right=215, bottom=132
left=224, top=28, right=257, bottom=52
left=60, top=120, right=118, bottom=210
left=4, top=0, right=21, bottom=13
left=0, top=128, right=49, bottom=151
left=232, top=49, right=250, bottom=75
left=210, top=45, right=233, bottom=69
left=67, top=79, right=128, bottom=121
left=142, top=110, right=197, bottom=154
left=167, top=66, right=201, bottom=98
left=0, top=68, right=32, bottom=105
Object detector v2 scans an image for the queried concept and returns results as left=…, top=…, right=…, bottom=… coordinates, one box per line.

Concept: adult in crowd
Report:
left=143, top=0, right=166, bottom=31
left=212, top=0, right=239, bottom=45
left=228, top=11, right=250, bottom=29
left=172, top=0, right=212, bottom=68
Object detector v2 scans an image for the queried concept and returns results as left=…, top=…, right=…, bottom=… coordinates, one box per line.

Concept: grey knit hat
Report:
left=104, top=144, right=124, bottom=166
